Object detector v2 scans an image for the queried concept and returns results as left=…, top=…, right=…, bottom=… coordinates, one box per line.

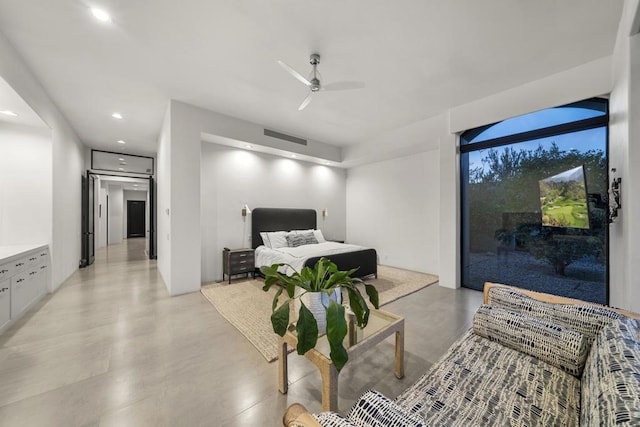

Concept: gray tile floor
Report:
left=0, top=239, right=483, bottom=426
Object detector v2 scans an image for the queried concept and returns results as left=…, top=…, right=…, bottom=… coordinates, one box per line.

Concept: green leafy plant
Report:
left=261, top=257, right=379, bottom=371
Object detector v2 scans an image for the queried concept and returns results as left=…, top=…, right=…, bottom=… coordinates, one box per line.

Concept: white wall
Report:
left=0, top=122, right=52, bottom=246
left=123, top=190, right=148, bottom=239
left=157, top=103, right=172, bottom=291
left=201, top=143, right=346, bottom=282
left=158, top=100, right=344, bottom=295
left=0, top=31, right=85, bottom=290
left=107, top=184, right=123, bottom=245
left=609, top=0, right=640, bottom=312
left=346, top=151, right=439, bottom=274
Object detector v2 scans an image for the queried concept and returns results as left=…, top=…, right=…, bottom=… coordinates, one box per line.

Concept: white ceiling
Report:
left=0, top=1, right=624, bottom=157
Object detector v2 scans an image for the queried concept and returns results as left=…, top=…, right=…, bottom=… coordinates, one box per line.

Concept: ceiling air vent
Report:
left=264, top=129, right=307, bottom=146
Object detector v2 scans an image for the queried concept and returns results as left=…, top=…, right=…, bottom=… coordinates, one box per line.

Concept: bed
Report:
left=251, top=207, right=377, bottom=278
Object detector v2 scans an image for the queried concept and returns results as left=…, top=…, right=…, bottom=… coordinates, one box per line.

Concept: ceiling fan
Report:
left=278, top=53, right=365, bottom=111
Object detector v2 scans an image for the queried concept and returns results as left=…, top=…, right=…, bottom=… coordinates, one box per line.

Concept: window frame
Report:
left=459, top=97, right=610, bottom=302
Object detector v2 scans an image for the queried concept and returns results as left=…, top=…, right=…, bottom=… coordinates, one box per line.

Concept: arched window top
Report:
left=462, top=99, right=607, bottom=145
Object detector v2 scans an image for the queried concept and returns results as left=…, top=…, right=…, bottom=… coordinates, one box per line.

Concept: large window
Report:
left=460, top=98, right=609, bottom=304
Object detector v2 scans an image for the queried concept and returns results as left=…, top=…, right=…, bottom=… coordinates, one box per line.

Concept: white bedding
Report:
left=256, top=241, right=369, bottom=275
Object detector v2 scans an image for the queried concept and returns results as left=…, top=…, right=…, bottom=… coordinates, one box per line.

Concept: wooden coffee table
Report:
left=278, top=308, right=405, bottom=411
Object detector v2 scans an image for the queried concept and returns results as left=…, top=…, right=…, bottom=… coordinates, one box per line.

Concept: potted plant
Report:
left=261, top=257, right=379, bottom=371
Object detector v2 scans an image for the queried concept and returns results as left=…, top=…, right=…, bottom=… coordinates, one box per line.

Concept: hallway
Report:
left=0, top=240, right=481, bottom=426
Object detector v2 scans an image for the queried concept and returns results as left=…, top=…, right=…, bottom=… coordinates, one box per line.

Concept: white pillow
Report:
left=313, top=229, right=326, bottom=243
left=290, top=229, right=314, bottom=234
left=264, top=231, right=288, bottom=249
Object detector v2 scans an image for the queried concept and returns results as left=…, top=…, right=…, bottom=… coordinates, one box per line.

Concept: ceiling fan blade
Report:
left=298, top=93, right=313, bottom=111
left=323, top=81, right=365, bottom=91
left=278, top=60, right=311, bottom=86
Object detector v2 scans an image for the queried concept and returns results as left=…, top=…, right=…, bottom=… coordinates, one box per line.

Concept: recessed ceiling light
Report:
left=245, top=144, right=252, bottom=149
left=91, top=8, right=111, bottom=23
left=117, top=140, right=126, bottom=144
left=291, top=154, right=296, bottom=158
left=119, top=162, right=127, bottom=165
left=0, top=110, right=18, bottom=117
left=118, top=157, right=124, bottom=161
left=324, top=161, right=331, bottom=165
left=111, top=112, right=123, bottom=119
left=118, top=167, right=124, bottom=171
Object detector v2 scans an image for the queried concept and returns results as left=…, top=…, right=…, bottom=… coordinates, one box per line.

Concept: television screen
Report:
left=539, top=165, right=590, bottom=229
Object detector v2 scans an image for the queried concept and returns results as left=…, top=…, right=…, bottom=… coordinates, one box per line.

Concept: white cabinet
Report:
left=0, top=245, right=50, bottom=334
left=0, top=279, right=10, bottom=331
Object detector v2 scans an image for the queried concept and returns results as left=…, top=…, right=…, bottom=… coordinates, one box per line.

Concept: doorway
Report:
left=127, top=200, right=146, bottom=238
left=81, top=172, right=157, bottom=267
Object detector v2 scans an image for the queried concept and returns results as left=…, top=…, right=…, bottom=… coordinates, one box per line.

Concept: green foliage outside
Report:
left=467, top=142, right=607, bottom=276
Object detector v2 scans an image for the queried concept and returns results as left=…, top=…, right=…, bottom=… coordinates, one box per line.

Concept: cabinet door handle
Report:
left=16, top=262, right=24, bottom=267
left=40, top=265, right=47, bottom=270
left=29, top=271, right=37, bottom=276
left=16, top=278, right=24, bottom=283
left=29, top=257, right=37, bottom=261
left=0, top=269, right=7, bottom=274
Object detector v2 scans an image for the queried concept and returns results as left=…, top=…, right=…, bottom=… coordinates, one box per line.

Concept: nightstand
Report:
left=223, top=248, right=255, bottom=283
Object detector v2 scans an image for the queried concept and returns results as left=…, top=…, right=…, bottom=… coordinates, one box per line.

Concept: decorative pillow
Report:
left=473, top=305, right=589, bottom=377
left=286, top=231, right=317, bottom=247
left=299, top=231, right=318, bottom=245
left=348, top=390, right=424, bottom=427
left=487, top=286, right=622, bottom=345
left=262, top=231, right=288, bottom=249
left=286, top=233, right=307, bottom=247
left=580, top=318, right=640, bottom=426
left=291, top=229, right=326, bottom=243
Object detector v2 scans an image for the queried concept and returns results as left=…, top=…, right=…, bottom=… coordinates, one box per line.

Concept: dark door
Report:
left=81, top=172, right=96, bottom=267
left=148, top=177, right=157, bottom=259
left=127, top=200, right=146, bottom=238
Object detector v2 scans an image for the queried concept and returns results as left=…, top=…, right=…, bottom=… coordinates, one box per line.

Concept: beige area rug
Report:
left=200, top=265, right=439, bottom=362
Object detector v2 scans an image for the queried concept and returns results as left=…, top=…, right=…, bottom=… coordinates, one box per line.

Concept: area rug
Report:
left=200, top=265, right=439, bottom=362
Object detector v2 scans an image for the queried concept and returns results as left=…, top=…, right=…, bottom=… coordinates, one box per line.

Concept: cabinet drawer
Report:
left=12, top=257, right=29, bottom=274
left=229, top=252, right=254, bottom=260
left=26, top=253, right=41, bottom=267
left=231, top=265, right=253, bottom=273
left=0, top=279, right=9, bottom=330
left=0, top=263, right=13, bottom=282
left=229, top=254, right=254, bottom=264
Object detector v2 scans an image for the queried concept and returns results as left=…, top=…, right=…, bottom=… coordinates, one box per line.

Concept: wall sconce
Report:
left=609, top=168, right=621, bottom=223
left=322, top=208, right=328, bottom=219
left=241, top=204, right=251, bottom=217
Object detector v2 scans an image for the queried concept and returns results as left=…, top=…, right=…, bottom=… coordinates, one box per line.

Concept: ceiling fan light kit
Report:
left=278, top=53, right=364, bottom=111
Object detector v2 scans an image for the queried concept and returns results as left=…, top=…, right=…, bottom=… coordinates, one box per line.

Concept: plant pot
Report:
left=297, top=288, right=342, bottom=335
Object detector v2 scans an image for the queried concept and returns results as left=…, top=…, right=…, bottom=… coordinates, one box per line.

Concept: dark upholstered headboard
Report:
left=251, top=208, right=317, bottom=249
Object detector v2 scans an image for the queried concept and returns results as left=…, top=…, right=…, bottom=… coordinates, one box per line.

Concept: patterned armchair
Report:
left=284, top=283, right=640, bottom=427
